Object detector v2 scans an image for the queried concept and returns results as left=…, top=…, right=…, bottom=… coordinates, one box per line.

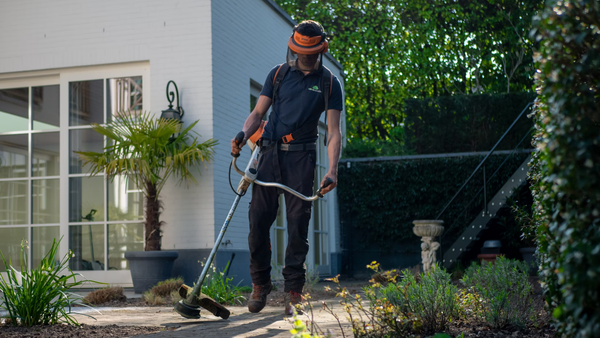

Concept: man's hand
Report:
left=319, top=173, right=337, bottom=195
left=230, top=137, right=247, bottom=156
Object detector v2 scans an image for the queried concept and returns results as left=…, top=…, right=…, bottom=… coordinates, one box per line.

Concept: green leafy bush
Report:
left=343, top=138, right=410, bottom=158
left=461, top=257, right=533, bottom=328
left=329, top=262, right=457, bottom=336
left=404, top=93, right=535, bottom=155
left=338, top=153, right=529, bottom=250
left=375, top=266, right=459, bottom=333
left=0, top=239, right=100, bottom=326
left=530, top=0, right=600, bottom=336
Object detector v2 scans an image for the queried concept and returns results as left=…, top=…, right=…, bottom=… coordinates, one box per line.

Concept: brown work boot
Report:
left=284, top=291, right=303, bottom=316
left=247, top=282, right=273, bottom=313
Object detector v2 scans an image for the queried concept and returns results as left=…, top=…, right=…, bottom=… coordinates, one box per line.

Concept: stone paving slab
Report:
left=72, top=300, right=350, bottom=338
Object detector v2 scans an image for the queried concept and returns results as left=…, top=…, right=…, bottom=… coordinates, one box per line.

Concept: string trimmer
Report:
left=174, top=129, right=333, bottom=320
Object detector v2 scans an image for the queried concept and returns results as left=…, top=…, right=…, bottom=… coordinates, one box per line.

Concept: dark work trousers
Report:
left=248, top=144, right=316, bottom=293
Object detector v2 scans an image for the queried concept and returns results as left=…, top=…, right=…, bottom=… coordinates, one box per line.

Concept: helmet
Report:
left=286, top=27, right=329, bottom=72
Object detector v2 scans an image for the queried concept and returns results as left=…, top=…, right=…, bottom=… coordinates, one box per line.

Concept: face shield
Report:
left=286, top=31, right=329, bottom=72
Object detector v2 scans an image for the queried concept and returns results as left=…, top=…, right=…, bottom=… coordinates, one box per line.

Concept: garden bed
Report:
left=0, top=323, right=164, bottom=338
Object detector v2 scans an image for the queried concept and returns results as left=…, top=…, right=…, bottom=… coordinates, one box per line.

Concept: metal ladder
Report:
left=442, top=155, right=531, bottom=268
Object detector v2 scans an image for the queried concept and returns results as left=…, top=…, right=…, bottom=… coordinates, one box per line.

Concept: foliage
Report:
left=83, top=286, right=126, bottom=305
left=316, top=263, right=457, bottom=337
left=343, top=138, right=410, bottom=159
left=529, top=0, right=600, bottom=336
left=461, top=257, right=534, bottom=328
left=197, top=260, right=246, bottom=306
left=148, top=277, right=184, bottom=297
left=275, top=0, right=543, bottom=141
left=142, top=291, right=166, bottom=306
left=404, top=93, right=535, bottom=155
left=238, top=285, right=253, bottom=293
left=373, top=265, right=459, bottom=333
left=504, top=181, right=536, bottom=248
left=337, top=152, right=529, bottom=250
left=0, top=239, right=101, bottom=326
left=323, top=276, right=415, bottom=337
left=75, top=111, right=217, bottom=251
left=303, top=266, right=321, bottom=292
left=290, top=314, right=331, bottom=338
left=455, top=287, right=484, bottom=320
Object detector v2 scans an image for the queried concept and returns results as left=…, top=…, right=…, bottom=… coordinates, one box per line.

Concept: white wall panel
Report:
left=0, top=0, right=215, bottom=250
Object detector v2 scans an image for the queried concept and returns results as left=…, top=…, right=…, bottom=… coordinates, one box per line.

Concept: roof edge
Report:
left=261, top=0, right=344, bottom=74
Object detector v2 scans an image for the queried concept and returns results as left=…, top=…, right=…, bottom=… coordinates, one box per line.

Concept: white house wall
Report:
left=211, top=0, right=345, bottom=271
left=0, top=0, right=216, bottom=252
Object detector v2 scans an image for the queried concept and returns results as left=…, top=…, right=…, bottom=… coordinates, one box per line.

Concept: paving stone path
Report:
left=73, top=300, right=350, bottom=338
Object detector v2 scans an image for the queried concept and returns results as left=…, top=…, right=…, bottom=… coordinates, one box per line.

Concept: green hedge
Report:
left=404, top=93, right=536, bottom=155
left=337, top=152, right=529, bottom=252
left=530, top=0, right=600, bottom=336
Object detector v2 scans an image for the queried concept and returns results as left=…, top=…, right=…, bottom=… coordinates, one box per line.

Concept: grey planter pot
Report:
left=125, top=251, right=179, bottom=293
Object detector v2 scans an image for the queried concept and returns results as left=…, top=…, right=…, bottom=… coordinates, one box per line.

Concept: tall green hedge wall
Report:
left=530, top=0, right=600, bottom=336
left=404, top=93, right=536, bottom=154
left=337, top=152, right=529, bottom=252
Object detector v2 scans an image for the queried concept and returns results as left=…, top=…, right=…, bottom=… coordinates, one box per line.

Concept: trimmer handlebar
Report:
left=231, top=132, right=333, bottom=201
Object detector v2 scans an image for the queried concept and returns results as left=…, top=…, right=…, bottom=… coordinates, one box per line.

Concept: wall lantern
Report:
left=160, top=80, right=184, bottom=122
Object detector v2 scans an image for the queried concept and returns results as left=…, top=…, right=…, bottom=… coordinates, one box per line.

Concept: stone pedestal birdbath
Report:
left=413, top=220, right=445, bottom=272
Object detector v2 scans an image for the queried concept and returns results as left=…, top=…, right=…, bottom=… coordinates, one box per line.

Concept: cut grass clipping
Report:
left=84, top=286, right=126, bottom=305
left=0, top=238, right=102, bottom=326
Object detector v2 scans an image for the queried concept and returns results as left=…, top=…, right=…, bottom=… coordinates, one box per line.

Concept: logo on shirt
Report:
left=308, top=85, right=321, bottom=93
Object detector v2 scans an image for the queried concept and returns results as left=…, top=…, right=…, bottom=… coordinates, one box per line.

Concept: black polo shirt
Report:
left=260, top=64, right=343, bottom=144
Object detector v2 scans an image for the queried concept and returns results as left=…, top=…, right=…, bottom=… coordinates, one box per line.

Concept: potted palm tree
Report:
left=75, top=111, right=217, bottom=292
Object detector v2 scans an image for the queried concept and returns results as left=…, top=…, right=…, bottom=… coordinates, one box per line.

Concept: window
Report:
left=0, top=67, right=147, bottom=275
left=0, top=85, right=60, bottom=270
left=68, top=76, right=144, bottom=271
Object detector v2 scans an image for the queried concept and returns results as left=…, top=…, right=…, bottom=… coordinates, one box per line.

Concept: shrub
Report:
left=343, top=138, right=409, bottom=158
left=149, top=277, right=184, bottom=297
left=338, top=152, right=529, bottom=251
left=198, top=261, right=245, bottom=305
left=461, top=257, right=533, bottom=328
left=84, top=286, right=126, bottom=305
left=170, top=290, right=183, bottom=305
left=377, top=266, right=459, bottom=333
left=142, top=277, right=184, bottom=305
left=530, top=0, right=600, bottom=336
left=324, top=262, right=457, bottom=336
left=404, top=93, right=535, bottom=155
left=0, top=239, right=101, bottom=326
left=142, top=291, right=165, bottom=306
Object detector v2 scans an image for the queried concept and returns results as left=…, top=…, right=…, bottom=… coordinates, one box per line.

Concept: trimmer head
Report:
left=175, top=284, right=231, bottom=320
left=174, top=300, right=201, bottom=319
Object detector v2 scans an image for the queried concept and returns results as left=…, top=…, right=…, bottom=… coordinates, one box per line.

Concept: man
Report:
left=230, top=20, right=343, bottom=315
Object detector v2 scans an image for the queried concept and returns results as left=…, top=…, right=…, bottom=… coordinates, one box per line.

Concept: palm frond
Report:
left=74, top=110, right=217, bottom=199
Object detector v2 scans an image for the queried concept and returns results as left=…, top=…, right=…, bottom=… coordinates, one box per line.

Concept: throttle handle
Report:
left=317, top=177, right=334, bottom=198
left=231, top=131, right=245, bottom=158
